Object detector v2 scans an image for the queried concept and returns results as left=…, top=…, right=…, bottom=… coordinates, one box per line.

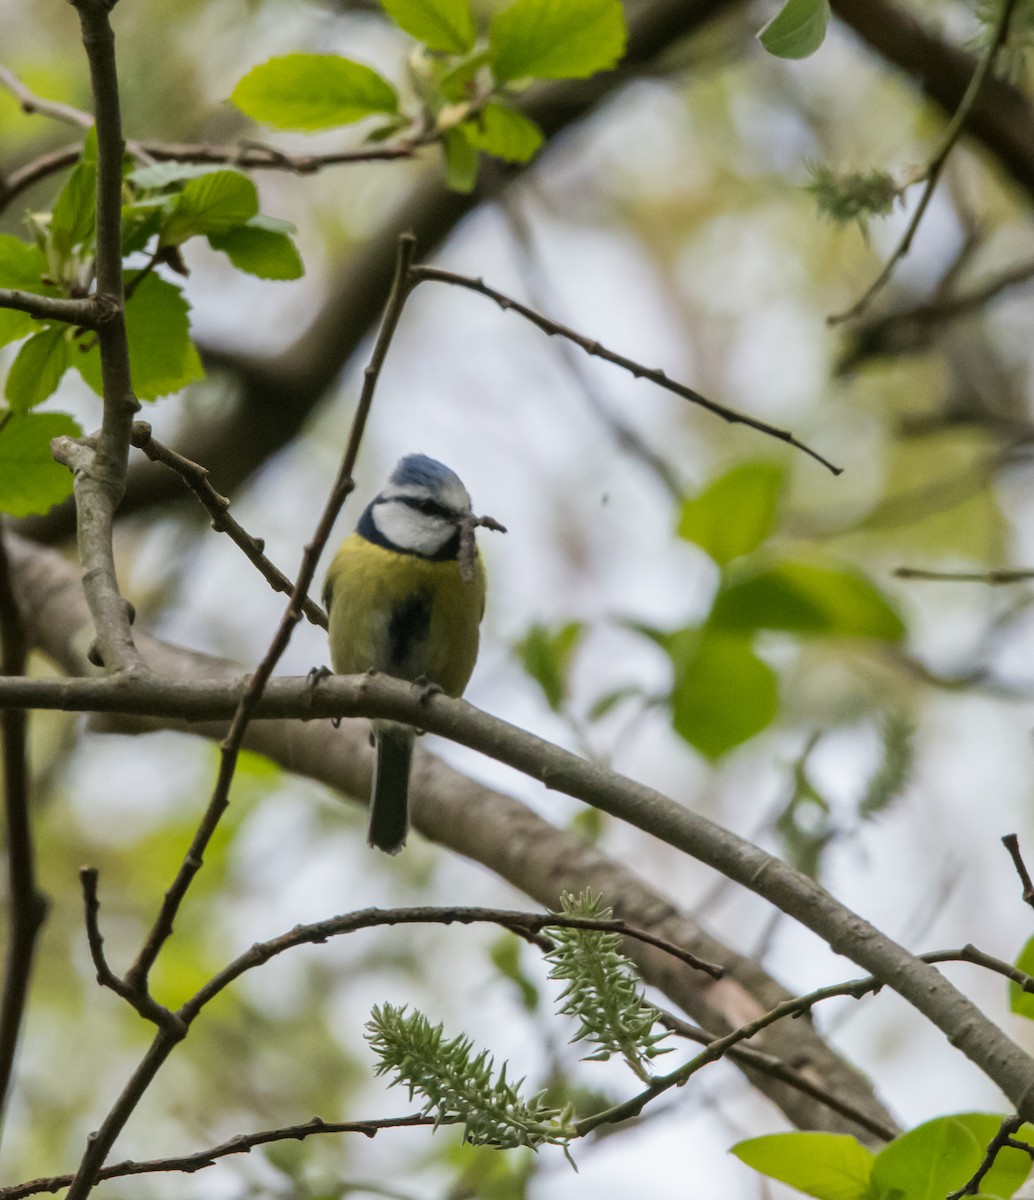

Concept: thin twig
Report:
left=843, top=255, right=1034, bottom=363
left=895, top=566, right=1034, bottom=584
left=946, top=1115, right=1027, bottom=1200
left=0, top=137, right=415, bottom=219
left=180, top=906, right=722, bottom=1024
left=576, top=942, right=1034, bottom=1137
left=0, top=523, right=48, bottom=1147
left=78, top=868, right=185, bottom=1034
left=0, top=65, right=94, bottom=129
left=654, top=1008, right=897, bottom=1143
left=129, top=423, right=327, bottom=629
left=500, top=195, right=684, bottom=499
left=0, top=1115, right=439, bottom=1200
left=1002, top=834, right=1034, bottom=912
left=410, top=265, right=841, bottom=475
left=830, top=0, right=1023, bottom=324
left=63, top=235, right=419, bottom=1200
left=0, top=289, right=105, bottom=327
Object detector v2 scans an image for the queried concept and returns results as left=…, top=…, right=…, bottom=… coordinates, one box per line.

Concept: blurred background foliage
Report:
left=5, top=0, right=1034, bottom=1196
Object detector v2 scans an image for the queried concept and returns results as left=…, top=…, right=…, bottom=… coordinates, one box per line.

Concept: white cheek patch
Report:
left=373, top=501, right=455, bottom=556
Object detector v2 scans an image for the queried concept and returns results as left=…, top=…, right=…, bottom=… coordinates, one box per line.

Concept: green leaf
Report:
left=0, top=236, right=48, bottom=291
left=50, top=158, right=97, bottom=259
left=709, top=560, right=906, bottom=641
left=669, top=629, right=779, bottom=758
left=0, top=310, right=35, bottom=350
left=587, top=684, right=641, bottom=722
left=514, top=620, right=584, bottom=711
left=437, top=51, right=491, bottom=102
left=121, top=204, right=164, bottom=256
left=380, top=0, right=476, bottom=54
left=677, top=461, right=785, bottom=565
left=442, top=127, right=480, bottom=192
left=75, top=273, right=203, bottom=401
left=460, top=101, right=543, bottom=163
left=1009, top=936, right=1034, bottom=1019
left=489, top=0, right=626, bottom=83
left=207, top=218, right=304, bottom=280
left=758, top=0, right=830, bottom=59
left=872, top=1114, right=1034, bottom=1200
left=128, top=162, right=236, bottom=190
left=159, top=170, right=259, bottom=246
left=4, top=326, right=69, bottom=412
left=230, top=54, right=400, bottom=131
left=732, top=1132, right=875, bottom=1200
left=0, top=411, right=81, bottom=517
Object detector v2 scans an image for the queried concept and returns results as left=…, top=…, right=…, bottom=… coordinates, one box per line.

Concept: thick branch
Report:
left=0, top=290, right=104, bottom=327
left=0, top=527, right=47, bottom=1143
left=1, top=671, right=1033, bottom=1118
left=5, top=530, right=896, bottom=1141
left=67, top=0, right=142, bottom=674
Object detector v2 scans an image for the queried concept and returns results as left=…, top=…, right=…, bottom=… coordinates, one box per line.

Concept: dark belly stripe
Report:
left=388, top=589, right=432, bottom=673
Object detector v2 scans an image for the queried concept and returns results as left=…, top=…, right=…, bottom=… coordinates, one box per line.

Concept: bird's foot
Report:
left=413, top=676, right=443, bottom=706
left=307, top=665, right=340, bottom=726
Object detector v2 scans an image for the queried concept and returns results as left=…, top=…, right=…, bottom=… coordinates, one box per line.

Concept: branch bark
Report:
left=4, top=530, right=896, bottom=1142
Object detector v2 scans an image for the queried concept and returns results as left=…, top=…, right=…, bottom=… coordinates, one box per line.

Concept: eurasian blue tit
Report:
left=323, top=454, right=487, bottom=854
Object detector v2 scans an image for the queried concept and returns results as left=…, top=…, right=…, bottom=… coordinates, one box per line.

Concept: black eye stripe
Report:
left=398, top=496, right=453, bottom=518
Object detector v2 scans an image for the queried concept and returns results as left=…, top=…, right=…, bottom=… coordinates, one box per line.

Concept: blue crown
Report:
left=390, top=454, right=463, bottom=493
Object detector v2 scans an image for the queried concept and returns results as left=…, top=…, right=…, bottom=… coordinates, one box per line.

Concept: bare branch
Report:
left=179, top=905, right=724, bottom=1025
left=78, top=868, right=186, bottom=1034
left=895, top=566, right=1034, bottom=585
left=128, top=423, right=327, bottom=629
left=411, top=265, right=841, bottom=475
left=1, top=530, right=904, bottom=1138
left=0, top=524, right=47, bottom=1143
left=0, top=290, right=104, bottom=327
left=1002, top=834, right=1034, bottom=913
left=3, top=662, right=1034, bottom=1133
left=0, top=1115, right=438, bottom=1200
left=830, top=0, right=1024, bottom=323
left=946, top=1115, right=1028, bottom=1200
left=579, top=943, right=1034, bottom=1137
left=62, top=236, right=421, bottom=1200
left=65, top=0, right=143, bottom=676
left=0, top=65, right=93, bottom=129
left=655, top=1008, right=897, bottom=1143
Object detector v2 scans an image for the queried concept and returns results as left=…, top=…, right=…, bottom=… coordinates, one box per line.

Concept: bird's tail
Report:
left=369, top=724, right=414, bottom=854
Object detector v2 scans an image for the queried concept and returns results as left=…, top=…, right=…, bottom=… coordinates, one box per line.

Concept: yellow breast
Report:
left=324, top=533, right=485, bottom=697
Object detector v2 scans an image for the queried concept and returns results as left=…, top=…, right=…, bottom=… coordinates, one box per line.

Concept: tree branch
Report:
left=410, top=265, right=840, bottom=475
left=61, top=236, right=420, bottom=1200
left=0, top=525, right=47, bottom=1144
left=179, top=904, right=723, bottom=1026
left=4, top=529, right=898, bottom=1141
left=830, top=0, right=1023, bottom=323
left=128, top=422, right=327, bottom=629
left=66, top=0, right=143, bottom=675
left=2, top=667, right=1034, bottom=1124
left=19, top=0, right=743, bottom=545
left=0, top=290, right=104, bottom=327
left=0, top=1115, right=438, bottom=1200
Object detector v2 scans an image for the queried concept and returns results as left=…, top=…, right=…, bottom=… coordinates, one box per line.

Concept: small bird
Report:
left=323, top=455, right=487, bottom=854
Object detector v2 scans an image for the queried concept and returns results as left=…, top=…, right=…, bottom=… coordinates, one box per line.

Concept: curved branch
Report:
left=5, top=530, right=896, bottom=1141
left=5, top=544, right=1034, bottom=1127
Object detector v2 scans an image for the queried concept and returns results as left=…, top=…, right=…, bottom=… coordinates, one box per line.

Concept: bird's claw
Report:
left=413, top=676, right=443, bottom=706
